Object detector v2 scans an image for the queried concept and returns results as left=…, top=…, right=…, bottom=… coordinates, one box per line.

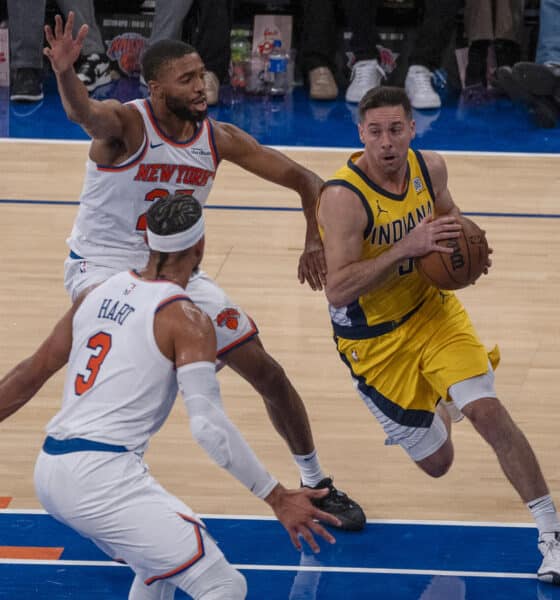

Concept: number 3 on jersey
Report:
left=74, top=332, right=112, bottom=395
left=135, top=188, right=194, bottom=231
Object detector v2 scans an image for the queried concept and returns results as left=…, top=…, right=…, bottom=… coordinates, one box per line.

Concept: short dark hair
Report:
left=358, top=86, right=413, bottom=122
left=141, top=39, right=198, bottom=82
left=146, top=193, right=202, bottom=237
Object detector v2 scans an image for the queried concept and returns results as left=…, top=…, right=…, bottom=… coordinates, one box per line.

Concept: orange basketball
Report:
left=415, top=215, right=489, bottom=290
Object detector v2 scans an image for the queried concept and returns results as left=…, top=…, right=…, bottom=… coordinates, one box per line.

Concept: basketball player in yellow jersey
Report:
left=317, top=86, right=560, bottom=583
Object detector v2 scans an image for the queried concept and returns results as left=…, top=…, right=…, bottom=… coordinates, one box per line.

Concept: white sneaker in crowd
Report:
left=76, top=53, right=112, bottom=92
left=345, top=59, right=385, bottom=104
left=405, top=65, right=441, bottom=109
left=538, top=531, right=560, bottom=584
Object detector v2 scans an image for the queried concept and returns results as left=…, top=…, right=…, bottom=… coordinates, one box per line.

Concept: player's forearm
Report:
left=326, top=245, right=406, bottom=308
left=0, top=358, right=43, bottom=422
left=55, top=68, right=94, bottom=126
left=178, top=362, right=278, bottom=499
left=294, top=170, right=323, bottom=231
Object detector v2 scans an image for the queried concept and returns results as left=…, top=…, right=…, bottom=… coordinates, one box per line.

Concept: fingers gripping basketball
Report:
left=415, top=216, right=489, bottom=290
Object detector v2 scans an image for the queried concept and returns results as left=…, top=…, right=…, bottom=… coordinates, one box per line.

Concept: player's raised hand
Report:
left=44, top=12, right=89, bottom=74
left=265, top=483, right=339, bottom=553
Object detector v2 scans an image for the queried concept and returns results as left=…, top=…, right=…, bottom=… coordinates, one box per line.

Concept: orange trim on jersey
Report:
left=217, top=317, right=259, bottom=357
left=0, top=546, right=64, bottom=559
left=96, top=136, right=149, bottom=172
left=144, top=513, right=205, bottom=586
left=206, top=120, right=219, bottom=169
left=155, top=294, right=192, bottom=313
left=142, top=99, right=206, bottom=148
left=0, top=497, right=12, bottom=508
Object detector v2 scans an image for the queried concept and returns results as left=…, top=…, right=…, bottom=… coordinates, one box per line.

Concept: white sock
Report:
left=293, top=450, right=326, bottom=487
left=527, top=494, right=560, bottom=535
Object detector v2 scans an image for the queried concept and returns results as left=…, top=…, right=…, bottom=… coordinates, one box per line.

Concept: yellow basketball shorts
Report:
left=335, top=292, right=499, bottom=436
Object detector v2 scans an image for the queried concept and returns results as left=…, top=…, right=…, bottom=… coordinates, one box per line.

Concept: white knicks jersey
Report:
left=67, top=98, right=219, bottom=271
left=47, top=271, right=190, bottom=452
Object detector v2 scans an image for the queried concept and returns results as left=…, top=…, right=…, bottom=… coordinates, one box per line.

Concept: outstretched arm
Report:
left=0, top=303, right=79, bottom=422
left=44, top=12, right=138, bottom=142
left=156, top=301, right=340, bottom=552
left=213, top=121, right=327, bottom=290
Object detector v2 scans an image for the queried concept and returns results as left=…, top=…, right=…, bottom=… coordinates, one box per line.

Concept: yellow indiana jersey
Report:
left=320, top=148, right=439, bottom=340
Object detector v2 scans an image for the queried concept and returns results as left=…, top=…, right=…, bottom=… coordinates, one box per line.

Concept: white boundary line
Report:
left=0, top=137, right=559, bottom=158
left=0, top=558, right=538, bottom=580
left=0, top=508, right=537, bottom=528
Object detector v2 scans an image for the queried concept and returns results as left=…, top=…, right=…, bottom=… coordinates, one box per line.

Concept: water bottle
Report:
left=266, top=39, right=288, bottom=96
left=230, top=29, right=251, bottom=89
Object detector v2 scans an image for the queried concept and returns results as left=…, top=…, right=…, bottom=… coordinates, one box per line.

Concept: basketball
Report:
left=415, top=215, right=489, bottom=290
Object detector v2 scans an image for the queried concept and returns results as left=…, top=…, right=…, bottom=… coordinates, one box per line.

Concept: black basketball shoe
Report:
left=304, top=477, right=366, bottom=531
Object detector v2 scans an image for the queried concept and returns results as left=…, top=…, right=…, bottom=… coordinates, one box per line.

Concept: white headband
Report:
left=146, top=214, right=205, bottom=252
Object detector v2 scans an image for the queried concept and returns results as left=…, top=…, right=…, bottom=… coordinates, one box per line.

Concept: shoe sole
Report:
left=84, top=73, right=113, bottom=93
left=537, top=571, right=560, bottom=585
left=513, top=62, right=560, bottom=96
left=10, top=93, right=44, bottom=102
left=497, top=69, right=559, bottom=128
left=310, top=93, right=338, bottom=101
left=410, top=100, right=442, bottom=110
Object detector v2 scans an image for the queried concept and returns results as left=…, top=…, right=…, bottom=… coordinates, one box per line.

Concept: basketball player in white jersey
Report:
left=43, top=12, right=366, bottom=530
left=0, top=194, right=340, bottom=599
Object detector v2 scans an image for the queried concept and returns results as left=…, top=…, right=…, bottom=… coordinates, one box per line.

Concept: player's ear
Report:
left=358, top=122, right=365, bottom=144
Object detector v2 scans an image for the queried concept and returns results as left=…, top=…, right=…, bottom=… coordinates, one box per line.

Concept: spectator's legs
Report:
left=343, top=0, right=385, bottom=102
left=409, top=0, right=461, bottom=71
left=191, top=0, right=233, bottom=83
left=56, top=0, right=105, bottom=55
left=405, top=0, right=460, bottom=109
left=301, top=0, right=339, bottom=99
left=464, top=0, right=494, bottom=42
left=7, top=0, right=46, bottom=69
left=536, top=0, right=560, bottom=64
left=464, top=0, right=492, bottom=87
left=301, top=0, right=337, bottom=74
left=7, top=0, right=46, bottom=101
left=341, top=0, right=381, bottom=62
left=149, top=0, right=195, bottom=43
left=56, top=0, right=111, bottom=91
left=493, top=0, right=523, bottom=67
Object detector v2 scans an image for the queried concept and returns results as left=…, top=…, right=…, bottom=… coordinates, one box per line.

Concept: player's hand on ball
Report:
left=265, top=484, right=339, bottom=553
left=400, top=215, right=462, bottom=259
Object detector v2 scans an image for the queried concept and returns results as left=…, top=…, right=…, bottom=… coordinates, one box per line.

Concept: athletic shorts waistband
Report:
left=42, top=436, right=128, bottom=455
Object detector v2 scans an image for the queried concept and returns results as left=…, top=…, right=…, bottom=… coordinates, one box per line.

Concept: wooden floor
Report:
left=1, top=140, right=559, bottom=525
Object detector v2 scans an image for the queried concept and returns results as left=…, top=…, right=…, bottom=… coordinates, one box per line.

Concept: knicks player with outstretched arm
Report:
left=43, top=13, right=365, bottom=530
left=0, top=194, right=340, bottom=599
left=317, top=85, right=560, bottom=583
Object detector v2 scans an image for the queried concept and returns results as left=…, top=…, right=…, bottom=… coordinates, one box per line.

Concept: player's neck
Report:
left=150, top=99, right=198, bottom=141
left=138, top=266, right=191, bottom=288
left=359, top=154, right=409, bottom=195
left=157, top=114, right=197, bottom=142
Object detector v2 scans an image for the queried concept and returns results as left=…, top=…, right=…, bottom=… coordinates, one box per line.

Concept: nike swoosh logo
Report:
left=150, top=142, right=164, bottom=149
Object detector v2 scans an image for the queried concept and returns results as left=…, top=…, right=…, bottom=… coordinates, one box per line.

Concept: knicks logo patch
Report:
left=216, top=308, right=240, bottom=330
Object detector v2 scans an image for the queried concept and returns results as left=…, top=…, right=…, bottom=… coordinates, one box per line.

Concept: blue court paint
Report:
left=2, top=513, right=560, bottom=599
left=3, top=77, right=560, bottom=152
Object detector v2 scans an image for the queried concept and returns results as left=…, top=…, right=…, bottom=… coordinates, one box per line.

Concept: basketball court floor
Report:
left=1, top=76, right=559, bottom=598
